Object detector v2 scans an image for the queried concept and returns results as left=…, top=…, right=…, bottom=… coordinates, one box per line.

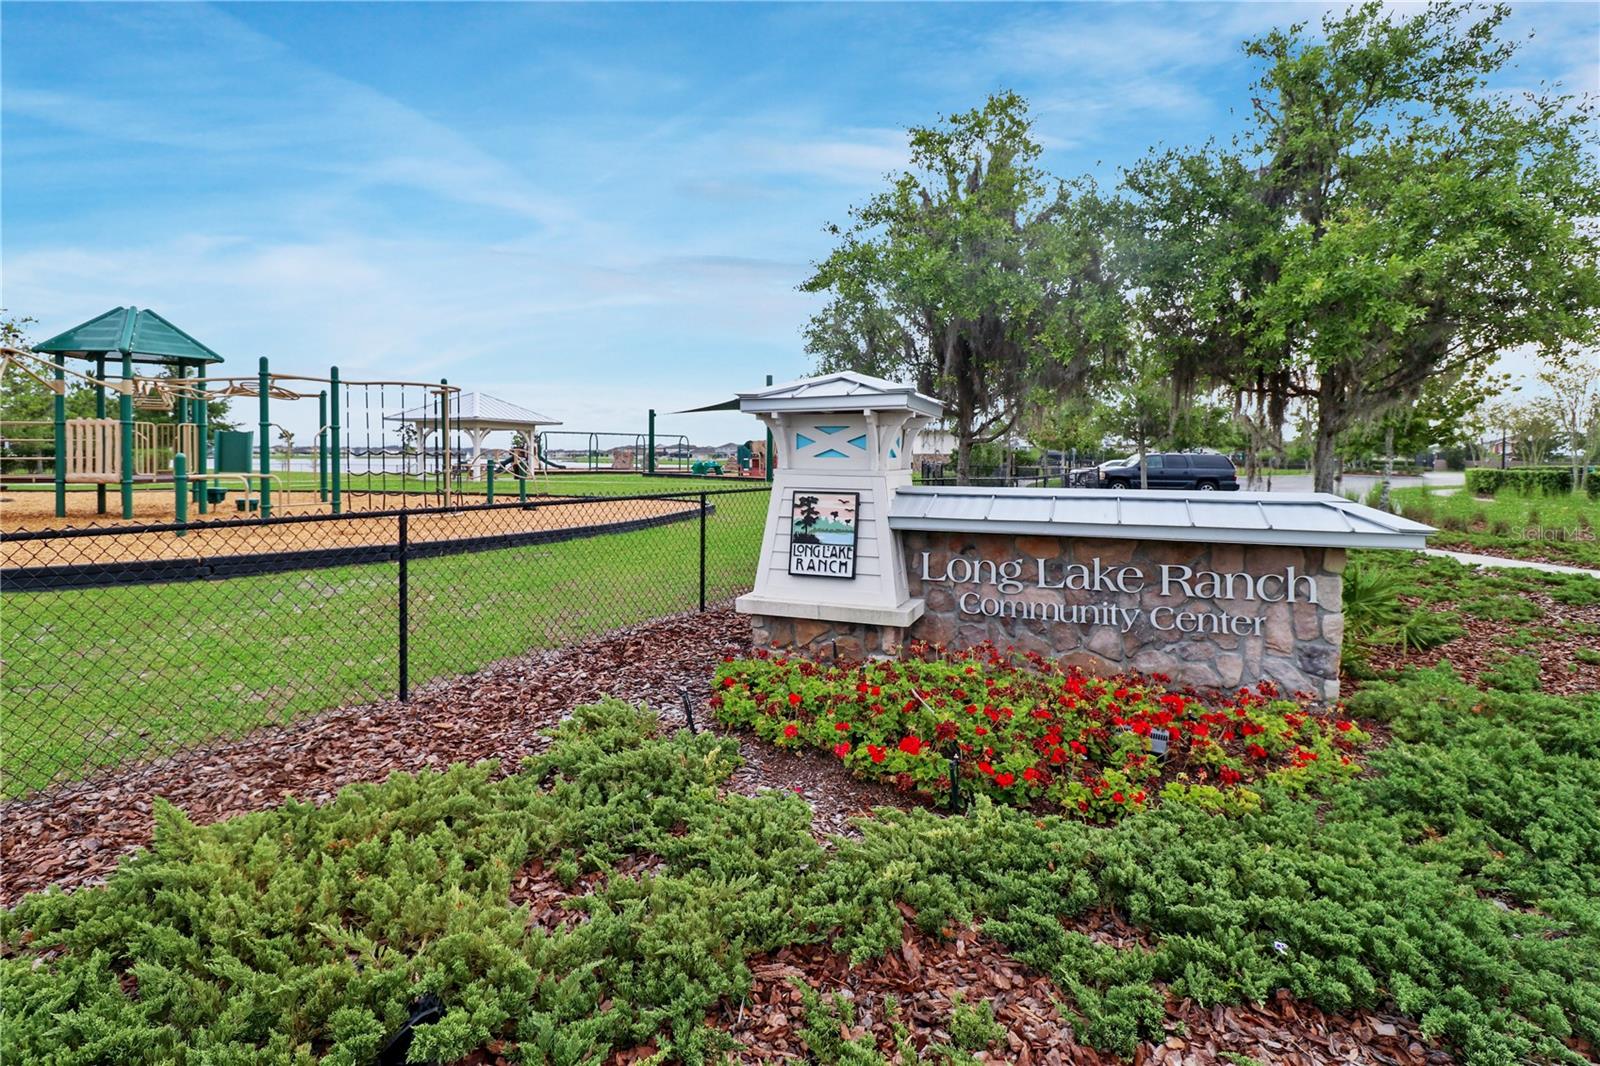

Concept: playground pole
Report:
left=93, top=356, right=107, bottom=515
left=318, top=390, right=329, bottom=502
left=174, top=452, right=188, bottom=536
left=330, top=366, right=342, bottom=514
left=174, top=364, right=189, bottom=508
left=196, top=369, right=209, bottom=514
left=765, top=374, right=774, bottom=483
left=52, top=354, right=67, bottom=518
left=440, top=379, right=450, bottom=501
left=257, top=356, right=272, bottom=518
left=647, top=409, right=656, bottom=475
left=119, top=352, right=135, bottom=519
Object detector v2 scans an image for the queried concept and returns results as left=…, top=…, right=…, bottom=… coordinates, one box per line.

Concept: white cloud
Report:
left=738, top=130, right=910, bottom=184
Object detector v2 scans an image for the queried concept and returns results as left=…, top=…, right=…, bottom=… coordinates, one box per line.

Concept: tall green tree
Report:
left=1128, top=1, right=1600, bottom=492
left=1538, top=349, right=1600, bottom=492
left=803, top=92, right=1131, bottom=483
left=1095, top=350, right=1171, bottom=490
left=1338, top=367, right=1505, bottom=507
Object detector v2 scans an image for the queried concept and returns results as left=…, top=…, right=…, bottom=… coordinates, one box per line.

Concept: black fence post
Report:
left=398, top=510, right=410, bottom=702
left=698, top=492, right=708, bottom=611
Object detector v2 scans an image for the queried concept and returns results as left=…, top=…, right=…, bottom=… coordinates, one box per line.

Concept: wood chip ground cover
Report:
left=3, top=553, right=1596, bottom=1064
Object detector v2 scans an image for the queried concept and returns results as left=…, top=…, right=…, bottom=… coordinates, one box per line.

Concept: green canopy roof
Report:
left=33, top=306, right=224, bottom=366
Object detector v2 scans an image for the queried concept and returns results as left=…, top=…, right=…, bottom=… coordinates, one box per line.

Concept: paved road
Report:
left=1249, top=471, right=1466, bottom=496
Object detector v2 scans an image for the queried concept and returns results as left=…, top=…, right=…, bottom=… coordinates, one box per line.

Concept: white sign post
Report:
left=735, top=372, right=943, bottom=631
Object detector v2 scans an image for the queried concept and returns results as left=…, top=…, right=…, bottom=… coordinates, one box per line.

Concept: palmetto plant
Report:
left=1340, top=562, right=1408, bottom=643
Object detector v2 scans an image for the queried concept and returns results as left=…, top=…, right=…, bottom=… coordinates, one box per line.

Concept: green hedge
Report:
left=1464, top=467, right=1577, bottom=496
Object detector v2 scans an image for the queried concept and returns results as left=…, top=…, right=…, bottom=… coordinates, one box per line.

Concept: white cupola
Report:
left=735, top=371, right=943, bottom=629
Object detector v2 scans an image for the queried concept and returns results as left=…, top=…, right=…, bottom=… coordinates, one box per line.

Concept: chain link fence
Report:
left=0, top=484, right=771, bottom=798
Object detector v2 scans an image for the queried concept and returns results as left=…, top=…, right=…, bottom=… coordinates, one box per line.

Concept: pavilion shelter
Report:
left=386, top=392, right=561, bottom=482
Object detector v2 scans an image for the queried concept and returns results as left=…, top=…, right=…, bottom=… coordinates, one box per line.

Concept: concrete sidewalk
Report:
left=1423, top=548, right=1600, bottom=578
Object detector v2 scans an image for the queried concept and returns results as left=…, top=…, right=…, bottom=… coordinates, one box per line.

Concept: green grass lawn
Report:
left=1390, top=485, right=1600, bottom=568
left=0, top=489, right=769, bottom=797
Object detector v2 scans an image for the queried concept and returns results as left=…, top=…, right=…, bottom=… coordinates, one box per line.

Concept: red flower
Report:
left=935, top=720, right=958, bottom=742
left=1219, top=766, right=1242, bottom=786
left=783, top=724, right=799, bottom=738
left=994, top=771, right=1016, bottom=787
left=1113, top=791, right=1125, bottom=804
left=977, top=761, right=994, bottom=775
left=835, top=721, right=851, bottom=732
left=722, top=676, right=736, bottom=688
left=1023, top=767, right=1043, bottom=783
left=898, top=735, right=925, bottom=756
left=1336, top=720, right=1354, bottom=733
left=788, top=693, right=802, bottom=706
left=868, top=744, right=886, bottom=764
left=1132, top=791, right=1146, bottom=804
left=1247, top=743, right=1268, bottom=759
left=833, top=742, right=851, bottom=758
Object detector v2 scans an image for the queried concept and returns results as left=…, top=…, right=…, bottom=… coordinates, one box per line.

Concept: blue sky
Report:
left=3, top=2, right=1595, bottom=442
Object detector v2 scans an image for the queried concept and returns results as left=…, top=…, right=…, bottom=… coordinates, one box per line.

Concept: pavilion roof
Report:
left=386, top=391, right=561, bottom=430
left=34, top=307, right=225, bottom=366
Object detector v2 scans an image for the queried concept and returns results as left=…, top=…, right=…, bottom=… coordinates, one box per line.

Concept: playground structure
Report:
left=0, top=307, right=590, bottom=527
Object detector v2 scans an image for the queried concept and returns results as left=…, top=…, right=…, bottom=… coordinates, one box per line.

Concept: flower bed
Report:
left=711, top=644, right=1365, bottom=819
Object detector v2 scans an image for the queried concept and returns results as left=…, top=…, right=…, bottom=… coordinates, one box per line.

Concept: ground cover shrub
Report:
left=5, top=678, right=1597, bottom=1065
left=1464, top=468, right=1575, bottom=496
left=1345, top=666, right=1600, bottom=911
left=711, top=647, right=1364, bottom=820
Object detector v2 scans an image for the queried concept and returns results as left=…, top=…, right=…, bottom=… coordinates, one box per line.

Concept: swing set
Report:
left=0, top=307, right=469, bottom=523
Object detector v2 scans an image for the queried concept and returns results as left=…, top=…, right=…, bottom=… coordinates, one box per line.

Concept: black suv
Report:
left=1096, top=452, right=1240, bottom=491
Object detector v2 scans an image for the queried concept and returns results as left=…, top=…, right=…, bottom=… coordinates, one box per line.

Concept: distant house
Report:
left=910, top=425, right=1035, bottom=463
left=911, top=426, right=957, bottom=462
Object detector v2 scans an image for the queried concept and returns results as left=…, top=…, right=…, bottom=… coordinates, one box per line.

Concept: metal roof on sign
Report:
left=34, top=307, right=225, bottom=366
left=737, top=371, right=944, bottom=417
left=888, top=487, right=1435, bottom=549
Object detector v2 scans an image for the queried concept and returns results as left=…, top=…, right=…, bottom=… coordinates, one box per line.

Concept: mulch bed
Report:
left=711, top=924, right=1449, bottom=1065
left=1, top=608, right=749, bottom=905
left=1358, top=583, right=1600, bottom=696
left=3, top=607, right=1461, bottom=1064
left=0, top=607, right=926, bottom=906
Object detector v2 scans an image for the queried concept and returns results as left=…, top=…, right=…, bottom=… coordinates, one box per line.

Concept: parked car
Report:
left=1068, top=456, right=1135, bottom=487
left=1096, top=452, right=1240, bottom=491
